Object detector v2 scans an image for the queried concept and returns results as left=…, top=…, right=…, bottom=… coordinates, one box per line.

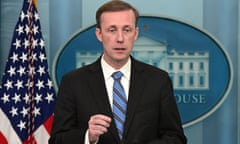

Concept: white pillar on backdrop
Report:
left=203, top=0, right=238, bottom=144
left=0, top=1, right=22, bottom=75
left=49, top=0, right=82, bottom=65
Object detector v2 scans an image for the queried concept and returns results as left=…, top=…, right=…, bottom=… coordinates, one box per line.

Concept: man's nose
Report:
left=116, top=30, right=124, bottom=43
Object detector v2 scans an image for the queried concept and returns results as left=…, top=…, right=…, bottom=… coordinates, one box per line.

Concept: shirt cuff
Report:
left=84, top=130, right=98, bottom=144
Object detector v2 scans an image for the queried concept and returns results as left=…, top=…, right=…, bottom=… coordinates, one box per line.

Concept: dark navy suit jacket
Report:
left=49, top=57, right=187, bottom=144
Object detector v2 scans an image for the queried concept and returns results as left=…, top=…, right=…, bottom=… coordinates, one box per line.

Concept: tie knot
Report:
left=112, top=71, right=123, bottom=80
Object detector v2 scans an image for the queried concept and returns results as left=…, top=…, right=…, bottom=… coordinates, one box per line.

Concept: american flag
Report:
left=0, top=0, right=56, bottom=143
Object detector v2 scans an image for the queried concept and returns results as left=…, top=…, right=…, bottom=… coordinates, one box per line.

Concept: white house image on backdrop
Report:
left=76, top=36, right=209, bottom=90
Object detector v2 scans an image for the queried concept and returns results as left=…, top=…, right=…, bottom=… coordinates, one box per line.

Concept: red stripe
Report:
left=0, top=131, right=8, bottom=144
left=43, top=115, right=54, bottom=135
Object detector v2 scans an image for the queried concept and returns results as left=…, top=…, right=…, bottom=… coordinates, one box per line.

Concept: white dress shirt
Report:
left=84, top=56, right=131, bottom=144
left=101, top=56, right=131, bottom=107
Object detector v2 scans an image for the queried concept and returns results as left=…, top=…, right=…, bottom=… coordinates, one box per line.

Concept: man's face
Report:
left=96, top=10, right=138, bottom=68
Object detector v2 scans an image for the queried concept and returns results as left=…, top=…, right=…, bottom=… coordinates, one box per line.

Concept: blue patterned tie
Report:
left=112, top=71, right=127, bottom=140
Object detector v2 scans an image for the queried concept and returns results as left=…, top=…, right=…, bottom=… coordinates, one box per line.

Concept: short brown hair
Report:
left=96, top=0, right=139, bottom=28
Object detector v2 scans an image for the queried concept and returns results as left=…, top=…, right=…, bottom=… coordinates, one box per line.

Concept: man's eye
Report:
left=108, top=29, right=116, bottom=33
left=124, top=28, right=132, bottom=33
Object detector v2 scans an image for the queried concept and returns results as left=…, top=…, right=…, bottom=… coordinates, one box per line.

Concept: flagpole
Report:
left=27, top=1, right=36, bottom=143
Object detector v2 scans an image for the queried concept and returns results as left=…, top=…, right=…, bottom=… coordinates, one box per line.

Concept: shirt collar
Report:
left=101, top=56, right=131, bottom=81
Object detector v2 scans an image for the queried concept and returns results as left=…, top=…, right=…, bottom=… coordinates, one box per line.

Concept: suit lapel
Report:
left=88, top=58, right=120, bottom=143
left=123, top=59, right=146, bottom=138
left=89, top=71, right=111, bottom=115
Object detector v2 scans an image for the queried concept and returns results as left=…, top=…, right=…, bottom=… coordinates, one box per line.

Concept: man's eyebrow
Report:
left=105, top=25, right=134, bottom=30
left=108, top=25, right=133, bottom=28
left=123, top=25, right=133, bottom=28
left=108, top=25, right=117, bottom=28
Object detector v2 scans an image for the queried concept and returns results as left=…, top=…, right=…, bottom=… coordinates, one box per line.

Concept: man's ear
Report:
left=95, top=28, right=102, bottom=42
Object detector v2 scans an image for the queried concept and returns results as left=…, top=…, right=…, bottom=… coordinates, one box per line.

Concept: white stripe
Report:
left=0, top=109, right=22, bottom=144
left=34, top=124, right=50, bottom=144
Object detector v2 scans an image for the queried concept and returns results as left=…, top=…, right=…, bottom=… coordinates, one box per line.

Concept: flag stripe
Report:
left=43, top=114, right=54, bottom=135
left=34, top=124, right=50, bottom=144
left=0, top=109, right=21, bottom=144
left=0, top=132, right=8, bottom=144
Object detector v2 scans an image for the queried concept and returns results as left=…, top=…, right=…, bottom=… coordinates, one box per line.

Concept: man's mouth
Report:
left=114, top=48, right=125, bottom=50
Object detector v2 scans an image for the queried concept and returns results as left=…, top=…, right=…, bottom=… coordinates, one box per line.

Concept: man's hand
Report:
left=88, top=114, right=112, bottom=143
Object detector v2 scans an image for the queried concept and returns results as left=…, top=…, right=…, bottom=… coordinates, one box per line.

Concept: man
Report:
left=49, top=0, right=187, bottom=144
